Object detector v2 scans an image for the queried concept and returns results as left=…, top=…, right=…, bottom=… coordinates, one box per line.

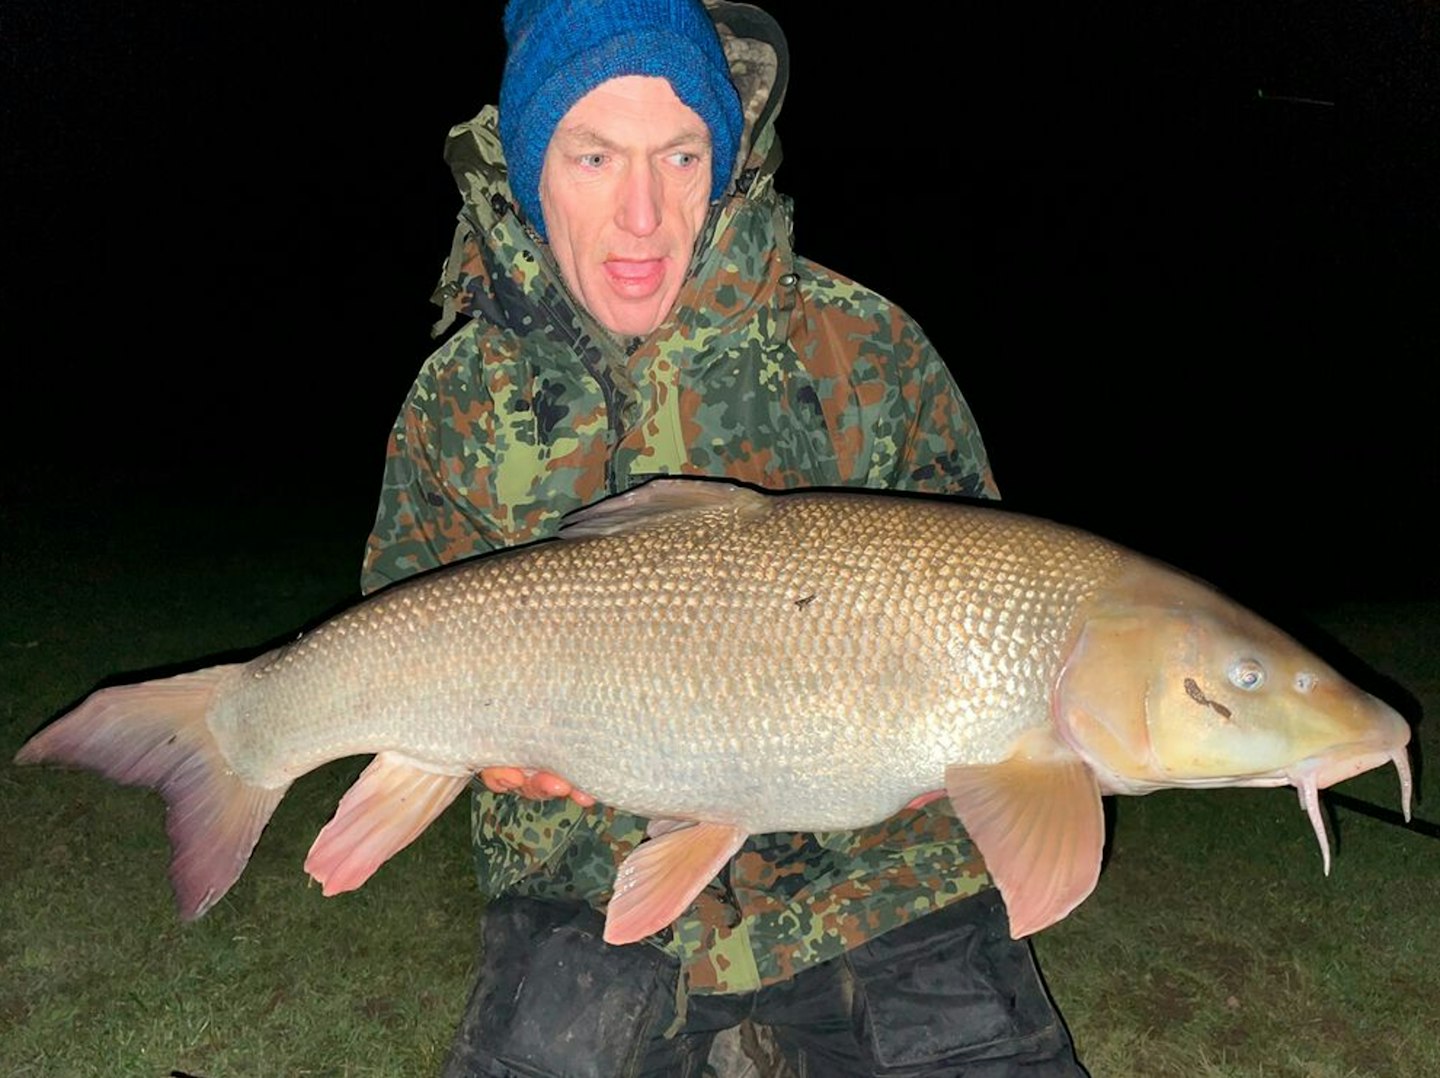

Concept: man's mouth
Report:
left=604, top=258, right=666, bottom=297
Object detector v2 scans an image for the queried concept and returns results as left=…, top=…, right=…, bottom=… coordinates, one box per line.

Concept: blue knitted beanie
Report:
left=499, top=0, right=744, bottom=240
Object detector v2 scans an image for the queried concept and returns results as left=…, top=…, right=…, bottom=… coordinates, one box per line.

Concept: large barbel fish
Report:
left=15, top=479, right=1412, bottom=941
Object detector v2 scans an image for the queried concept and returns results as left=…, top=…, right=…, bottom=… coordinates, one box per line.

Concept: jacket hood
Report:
left=428, top=1, right=793, bottom=344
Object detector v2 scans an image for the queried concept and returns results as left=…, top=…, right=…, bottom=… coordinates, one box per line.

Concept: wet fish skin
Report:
left=14, top=479, right=1412, bottom=942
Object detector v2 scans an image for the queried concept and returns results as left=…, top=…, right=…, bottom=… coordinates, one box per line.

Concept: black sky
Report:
left=3, top=1, right=1436, bottom=602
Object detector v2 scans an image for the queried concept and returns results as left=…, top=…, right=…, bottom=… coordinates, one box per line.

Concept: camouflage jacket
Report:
left=362, top=2, right=999, bottom=995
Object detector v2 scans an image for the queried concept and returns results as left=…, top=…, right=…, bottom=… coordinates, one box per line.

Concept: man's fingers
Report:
left=480, top=766, right=526, bottom=794
left=523, top=771, right=598, bottom=806
left=904, top=789, right=947, bottom=811
left=479, top=766, right=595, bottom=806
left=521, top=772, right=572, bottom=799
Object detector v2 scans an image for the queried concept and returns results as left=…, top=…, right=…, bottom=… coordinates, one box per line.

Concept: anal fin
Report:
left=945, top=727, right=1105, bottom=938
left=604, top=821, right=748, bottom=945
left=304, top=752, right=471, bottom=897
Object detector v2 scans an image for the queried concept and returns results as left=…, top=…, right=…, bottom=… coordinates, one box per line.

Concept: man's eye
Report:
left=670, top=151, right=701, bottom=168
left=579, top=153, right=606, bottom=168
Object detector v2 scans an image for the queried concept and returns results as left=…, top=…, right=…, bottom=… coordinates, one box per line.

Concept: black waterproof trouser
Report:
left=440, top=889, right=1088, bottom=1078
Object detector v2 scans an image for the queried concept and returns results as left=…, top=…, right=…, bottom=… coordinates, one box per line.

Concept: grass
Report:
left=1, top=483, right=1435, bottom=1076
left=0, top=483, right=479, bottom=1076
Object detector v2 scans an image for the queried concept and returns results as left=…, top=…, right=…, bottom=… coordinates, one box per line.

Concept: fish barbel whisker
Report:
left=1296, top=774, right=1332, bottom=876
left=1393, top=747, right=1414, bottom=823
left=1293, top=746, right=1413, bottom=876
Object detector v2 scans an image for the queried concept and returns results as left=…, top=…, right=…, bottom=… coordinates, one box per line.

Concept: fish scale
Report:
left=208, top=490, right=1124, bottom=830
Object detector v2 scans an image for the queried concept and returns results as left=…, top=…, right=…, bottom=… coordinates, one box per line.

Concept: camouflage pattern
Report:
left=362, top=3, right=999, bottom=995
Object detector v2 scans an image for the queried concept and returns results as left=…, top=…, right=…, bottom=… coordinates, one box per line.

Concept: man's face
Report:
left=540, top=75, right=715, bottom=338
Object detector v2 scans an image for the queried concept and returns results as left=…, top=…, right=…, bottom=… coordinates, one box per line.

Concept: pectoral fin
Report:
left=305, top=752, right=471, bottom=897
left=604, top=821, right=748, bottom=945
left=945, top=728, right=1105, bottom=938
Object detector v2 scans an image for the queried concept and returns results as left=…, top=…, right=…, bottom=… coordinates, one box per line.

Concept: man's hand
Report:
left=479, top=767, right=596, bottom=807
left=905, top=790, right=946, bottom=811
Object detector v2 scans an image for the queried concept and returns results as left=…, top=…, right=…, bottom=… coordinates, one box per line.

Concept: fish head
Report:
left=1056, top=558, right=1411, bottom=868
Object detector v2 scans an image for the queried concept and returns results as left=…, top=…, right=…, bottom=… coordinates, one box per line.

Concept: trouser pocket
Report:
left=442, top=897, right=680, bottom=1078
left=848, top=890, right=1083, bottom=1075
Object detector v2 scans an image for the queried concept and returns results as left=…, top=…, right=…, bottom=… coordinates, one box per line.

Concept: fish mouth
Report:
left=1287, top=743, right=1413, bottom=875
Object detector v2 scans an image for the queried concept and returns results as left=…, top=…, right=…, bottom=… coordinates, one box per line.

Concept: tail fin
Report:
left=15, top=665, right=288, bottom=920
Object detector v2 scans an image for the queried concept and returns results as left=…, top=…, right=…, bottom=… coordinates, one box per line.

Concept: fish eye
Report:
left=1228, top=659, right=1266, bottom=691
left=1294, top=671, right=1317, bottom=693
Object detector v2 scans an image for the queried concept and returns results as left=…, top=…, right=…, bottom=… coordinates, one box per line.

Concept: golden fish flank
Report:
left=15, top=478, right=1412, bottom=943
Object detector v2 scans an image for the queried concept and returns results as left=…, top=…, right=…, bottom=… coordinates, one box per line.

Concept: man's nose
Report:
left=616, top=161, right=661, bottom=237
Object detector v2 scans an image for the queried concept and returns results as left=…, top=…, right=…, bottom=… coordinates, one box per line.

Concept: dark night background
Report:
left=2, top=1, right=1436, bottom=609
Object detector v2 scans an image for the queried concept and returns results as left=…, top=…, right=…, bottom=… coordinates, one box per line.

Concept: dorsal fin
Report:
left=560, top=478, right=774, bottom=540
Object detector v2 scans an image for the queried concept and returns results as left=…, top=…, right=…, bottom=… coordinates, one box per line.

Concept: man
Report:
left=363, top=1, right=1086, bottom=1074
